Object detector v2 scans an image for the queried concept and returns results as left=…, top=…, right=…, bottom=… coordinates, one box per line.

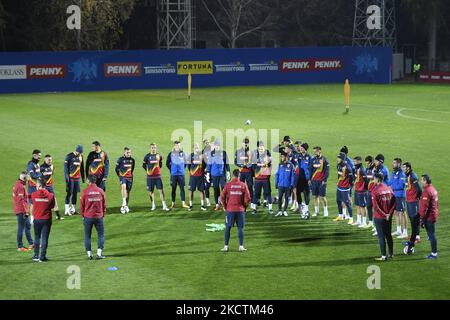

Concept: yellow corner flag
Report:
left=188, top=73, right=192, bottom=99
left=344, top=79, right=350, bottom=113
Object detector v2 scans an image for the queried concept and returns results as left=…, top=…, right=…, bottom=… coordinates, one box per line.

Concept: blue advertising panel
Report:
left=0, top=46, right=392, bottom=94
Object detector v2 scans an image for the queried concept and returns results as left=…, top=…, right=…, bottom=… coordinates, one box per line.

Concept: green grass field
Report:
left=0, top=83, right=449, bottom=300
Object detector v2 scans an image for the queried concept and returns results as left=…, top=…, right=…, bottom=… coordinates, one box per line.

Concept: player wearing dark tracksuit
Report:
left=64, top=145, right=85, bottom=215
left=235, top=139, right=253, bottom=202
left=206, top=141, right=230, bottom=210
left=334, top=153, right=354, bottom=222
left=85, top=141, right=109, bottom=191
left=275, top=153, right=295, bottom=216
left=402, top=162, right=422, bottom=252
left=296, top=144, right=312, bottom=215
left=202, top=140, right=212, bottom=207
left=26, top=150, right=42, bottom=222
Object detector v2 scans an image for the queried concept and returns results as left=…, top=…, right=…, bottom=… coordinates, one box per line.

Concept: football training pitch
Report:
left=0, top=83, right=449, bottom=299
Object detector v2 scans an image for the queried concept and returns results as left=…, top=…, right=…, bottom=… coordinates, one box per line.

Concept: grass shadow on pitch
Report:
left=106, top=249, right=213, bottom=258
left=232, top=255, right=415, bottom=269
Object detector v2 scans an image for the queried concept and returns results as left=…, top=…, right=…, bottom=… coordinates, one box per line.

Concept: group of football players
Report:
left=12, top=134, right=439, bottom=259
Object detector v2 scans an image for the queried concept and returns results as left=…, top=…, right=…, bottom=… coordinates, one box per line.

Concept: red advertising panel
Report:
left=418, top=72, right=450, bottom=84
left=104, top=63, right=142, bottom=77
left=280, top=58, right=343, bottom=72
left=27, top=65, right=66, bottom=79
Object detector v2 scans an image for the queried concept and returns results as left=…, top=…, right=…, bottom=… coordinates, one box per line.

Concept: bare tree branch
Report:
left=217, top=0, right=233, bottom=24
left=201, top=0, right=231, bottom=42
left=202, top=0, right=273, bottom=48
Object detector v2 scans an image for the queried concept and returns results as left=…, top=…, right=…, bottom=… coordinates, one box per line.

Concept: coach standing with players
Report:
left=221, top=169, right=251, bottom=252
left=80, top=175, right=106, bottom=260
left=31, top=179, right=55, bottom=262
left=419, top=174, right=439, bottom=259
left=85, top=141, right=109, bottom=191
left=402, top=162, right=422, bottom=254
left=372, top=173, right=396, bottom=261
left=12, top=172, right=33, bottom=251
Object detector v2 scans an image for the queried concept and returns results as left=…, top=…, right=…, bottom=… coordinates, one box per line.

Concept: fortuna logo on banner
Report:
left=0, top=65, right=27, bottom=80
left=28, top=65, right=66, bottom=79
left=104, top=63, right=142, bottom=77
left=249, top=61, right=278, bottom=71
left=177, top=61, right=213, bottom=75
left=280, top=59, right=343, bottom=72
left=144, top=64, right=176, bottom=74
left=215, top=63, right=245, bottom=72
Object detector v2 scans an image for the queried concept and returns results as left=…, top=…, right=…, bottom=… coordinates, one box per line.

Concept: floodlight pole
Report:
left=157, top=0, right=196, bottom=49
left=352, top=0, right=397, bottom=50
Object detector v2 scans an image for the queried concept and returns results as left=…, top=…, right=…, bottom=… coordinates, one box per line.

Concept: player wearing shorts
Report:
left=64, top=145, right=85, bottom=216
left=85, top=141, right=109, bottom=191
left=143, top=143, right=169, bottom=211
left=187, top=143, right=207, bottom=211
left=334, top=152, right=354, bottom=223
left=115, top=147, right=135, bottom=214
left=310, top=146, right=329, bottom=217
left=352, top=156, right=369, bottom=228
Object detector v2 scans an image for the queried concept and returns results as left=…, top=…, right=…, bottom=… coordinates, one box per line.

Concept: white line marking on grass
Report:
left=396, top=108, right=450, bottom=124
left=297, top=97, right=450, bottom=124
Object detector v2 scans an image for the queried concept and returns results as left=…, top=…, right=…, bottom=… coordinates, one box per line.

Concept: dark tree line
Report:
left=0, top=0, right=449, bottom=65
